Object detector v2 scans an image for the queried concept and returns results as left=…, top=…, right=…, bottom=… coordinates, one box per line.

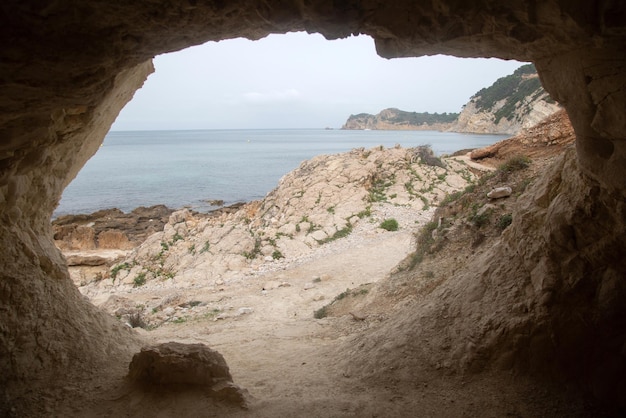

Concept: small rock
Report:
left=163, top=307, right=176, bottom=317
left=237, top=307, right=254, bottom=316
left=303, top=282, right=316, bottom=290
left=263, top=256, right=274, bottom=262
left=487, top=186, right=512, bottom=199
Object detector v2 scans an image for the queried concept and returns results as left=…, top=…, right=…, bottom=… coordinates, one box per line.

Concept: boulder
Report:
left=487, top=186, right=512, bottom=199
left=128, top=342, right=248, bottom=405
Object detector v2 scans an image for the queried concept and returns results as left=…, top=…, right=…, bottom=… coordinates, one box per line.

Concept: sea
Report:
left=54, top=129, right=508, bottom=217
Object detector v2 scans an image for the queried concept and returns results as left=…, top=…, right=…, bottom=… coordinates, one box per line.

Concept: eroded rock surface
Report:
left=1, top=0, right=625, bottom=415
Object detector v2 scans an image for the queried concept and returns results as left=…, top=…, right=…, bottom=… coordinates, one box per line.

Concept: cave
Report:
left=1, top=0, right=625, bottom=415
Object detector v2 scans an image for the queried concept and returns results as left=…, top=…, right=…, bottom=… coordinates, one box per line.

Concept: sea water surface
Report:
left=54, top=129, right=508, bottom=217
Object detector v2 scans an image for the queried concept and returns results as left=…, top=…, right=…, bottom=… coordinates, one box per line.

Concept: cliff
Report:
left=448, top=64, right=561, bottom=134
left=343, top=64, right=561, bottom=135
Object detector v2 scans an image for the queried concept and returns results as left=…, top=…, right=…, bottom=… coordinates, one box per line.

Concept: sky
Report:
left=111, top=32, right=525, bottom=131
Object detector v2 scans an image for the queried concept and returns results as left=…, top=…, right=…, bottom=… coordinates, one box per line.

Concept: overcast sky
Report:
left=111, top=32, right=524, bottom=131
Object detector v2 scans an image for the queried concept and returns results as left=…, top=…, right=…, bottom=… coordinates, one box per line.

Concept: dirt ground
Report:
left=59, top=199, right=588, bottom=417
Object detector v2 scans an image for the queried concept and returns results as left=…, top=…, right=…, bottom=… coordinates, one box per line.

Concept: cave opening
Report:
left=2, top=1, right=625, bottom=415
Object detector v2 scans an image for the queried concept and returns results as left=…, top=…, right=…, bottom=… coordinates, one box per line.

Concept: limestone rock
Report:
left=487, top=187, right=512, bottom=199
left=128, top=342, right=248, bottom=405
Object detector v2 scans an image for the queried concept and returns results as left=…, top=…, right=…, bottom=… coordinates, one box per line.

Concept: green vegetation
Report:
left=313, top=306, right=328, bottom=319
left=380, top=218, right=399, bottom=231
left=497, top=155, right=531, bottom=173
left=347, top=109, right=459, bottom=127
left=199, top=241, right=211, bottom=254
left=408, top=220, right=439, bottom=269
left=272, top=250, right=284, bottom=260
left=368, top=174, right=394, bottom=202
left=133, top=272, right=146, bottom=287
left=357, top=206, right=372, bottom=219
left=471, top=64, right=546, bottom=124
left=471, top=211, right=491, bottom=228
left=243, top=238, right=262, bottom=260
left=496, top=213, right=513, bottom=231
left=317, top=223, right=353, bottom=245
left=313, top=286, right=370, bottom=319
left=111, top=262, right=131, bottom=281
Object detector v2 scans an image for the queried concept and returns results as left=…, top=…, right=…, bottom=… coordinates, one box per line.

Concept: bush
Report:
left=133, top=272, right=147, bottom=287
left=111, top=262, right=131, bottom=281
left=471, top=211, right=491, bottom=228
left=415, top=145, right=446, bottom=168
left=128, top=312, right=146, bottom=329
left=313, top=306, right=328, bottom=319
left=498, top=155, right=531, bottom=173
left=380, top=218, right=399, bottom=231
left=496, top=213, right=513, bottom=230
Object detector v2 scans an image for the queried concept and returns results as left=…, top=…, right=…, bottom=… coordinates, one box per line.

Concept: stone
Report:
left=303, top=282, right=316, bottom=290
left=128, top=343, right=232, bottom=386
left=237, top=307, right=253, bottom=316
left=487, top=187, right=512, bottom=199
left=65, top=254, right=108, bottom=266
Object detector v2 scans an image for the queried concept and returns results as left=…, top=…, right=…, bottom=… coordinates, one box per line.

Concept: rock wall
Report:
left=449, top=89, right=560, bottom=135
left=1, top=0, right=625, bottom=413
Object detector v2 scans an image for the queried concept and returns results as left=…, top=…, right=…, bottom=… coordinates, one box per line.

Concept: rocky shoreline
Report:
left=57, top=144, right=486, bottom=325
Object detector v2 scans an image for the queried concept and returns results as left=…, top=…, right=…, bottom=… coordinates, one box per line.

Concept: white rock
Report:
left=310, top=230, right=328, bottom=242
left=237, top=307, right=254, bottom=316
left=487, top=186, right=512, bottom=199
left=163, top=307, right=175, bottom=317
left=303, top=282, right=316, bottom=290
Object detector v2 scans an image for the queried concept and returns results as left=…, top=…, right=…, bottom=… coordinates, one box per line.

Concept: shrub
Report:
left=199, top=241, right=210, bottom=254
left=128, top=312, right=146, bottom=329
left=415, top=145, right=446, bottom=168
left=496, top=213, right=513, bottom=230
left=498, top=155, right=531, bottom=173
left=133, top=272, right=147, bottom=287
left=471, top=211, right=491, bottom=228
left=357, top=206, right=372, bottom=218
left=272, top=250, right=284, bottom=260
left=313, top=306, right=328, bottom=319
left=380, top=218, right=399, bottom=231
left=318, top=224, right=353, bottom=244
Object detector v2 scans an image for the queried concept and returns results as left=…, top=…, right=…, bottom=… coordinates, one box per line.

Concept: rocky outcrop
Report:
left=83, top=146, right=474, bottom=294
left=343, top=65, right=562, bottom=134
left=448, top=65, right=562, bottom=134
left=52, top=205, right=174, bottom=251
left=470, top=109, right=575, bottom=161
left=1, top=0, right=625, bottom=415
left=449, top=90, right=559, bottom=134
left=342, top=108, right=457, bottom=130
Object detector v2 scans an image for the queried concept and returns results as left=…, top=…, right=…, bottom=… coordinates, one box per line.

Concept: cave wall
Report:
left=0, top=0, right=625, bottom=412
